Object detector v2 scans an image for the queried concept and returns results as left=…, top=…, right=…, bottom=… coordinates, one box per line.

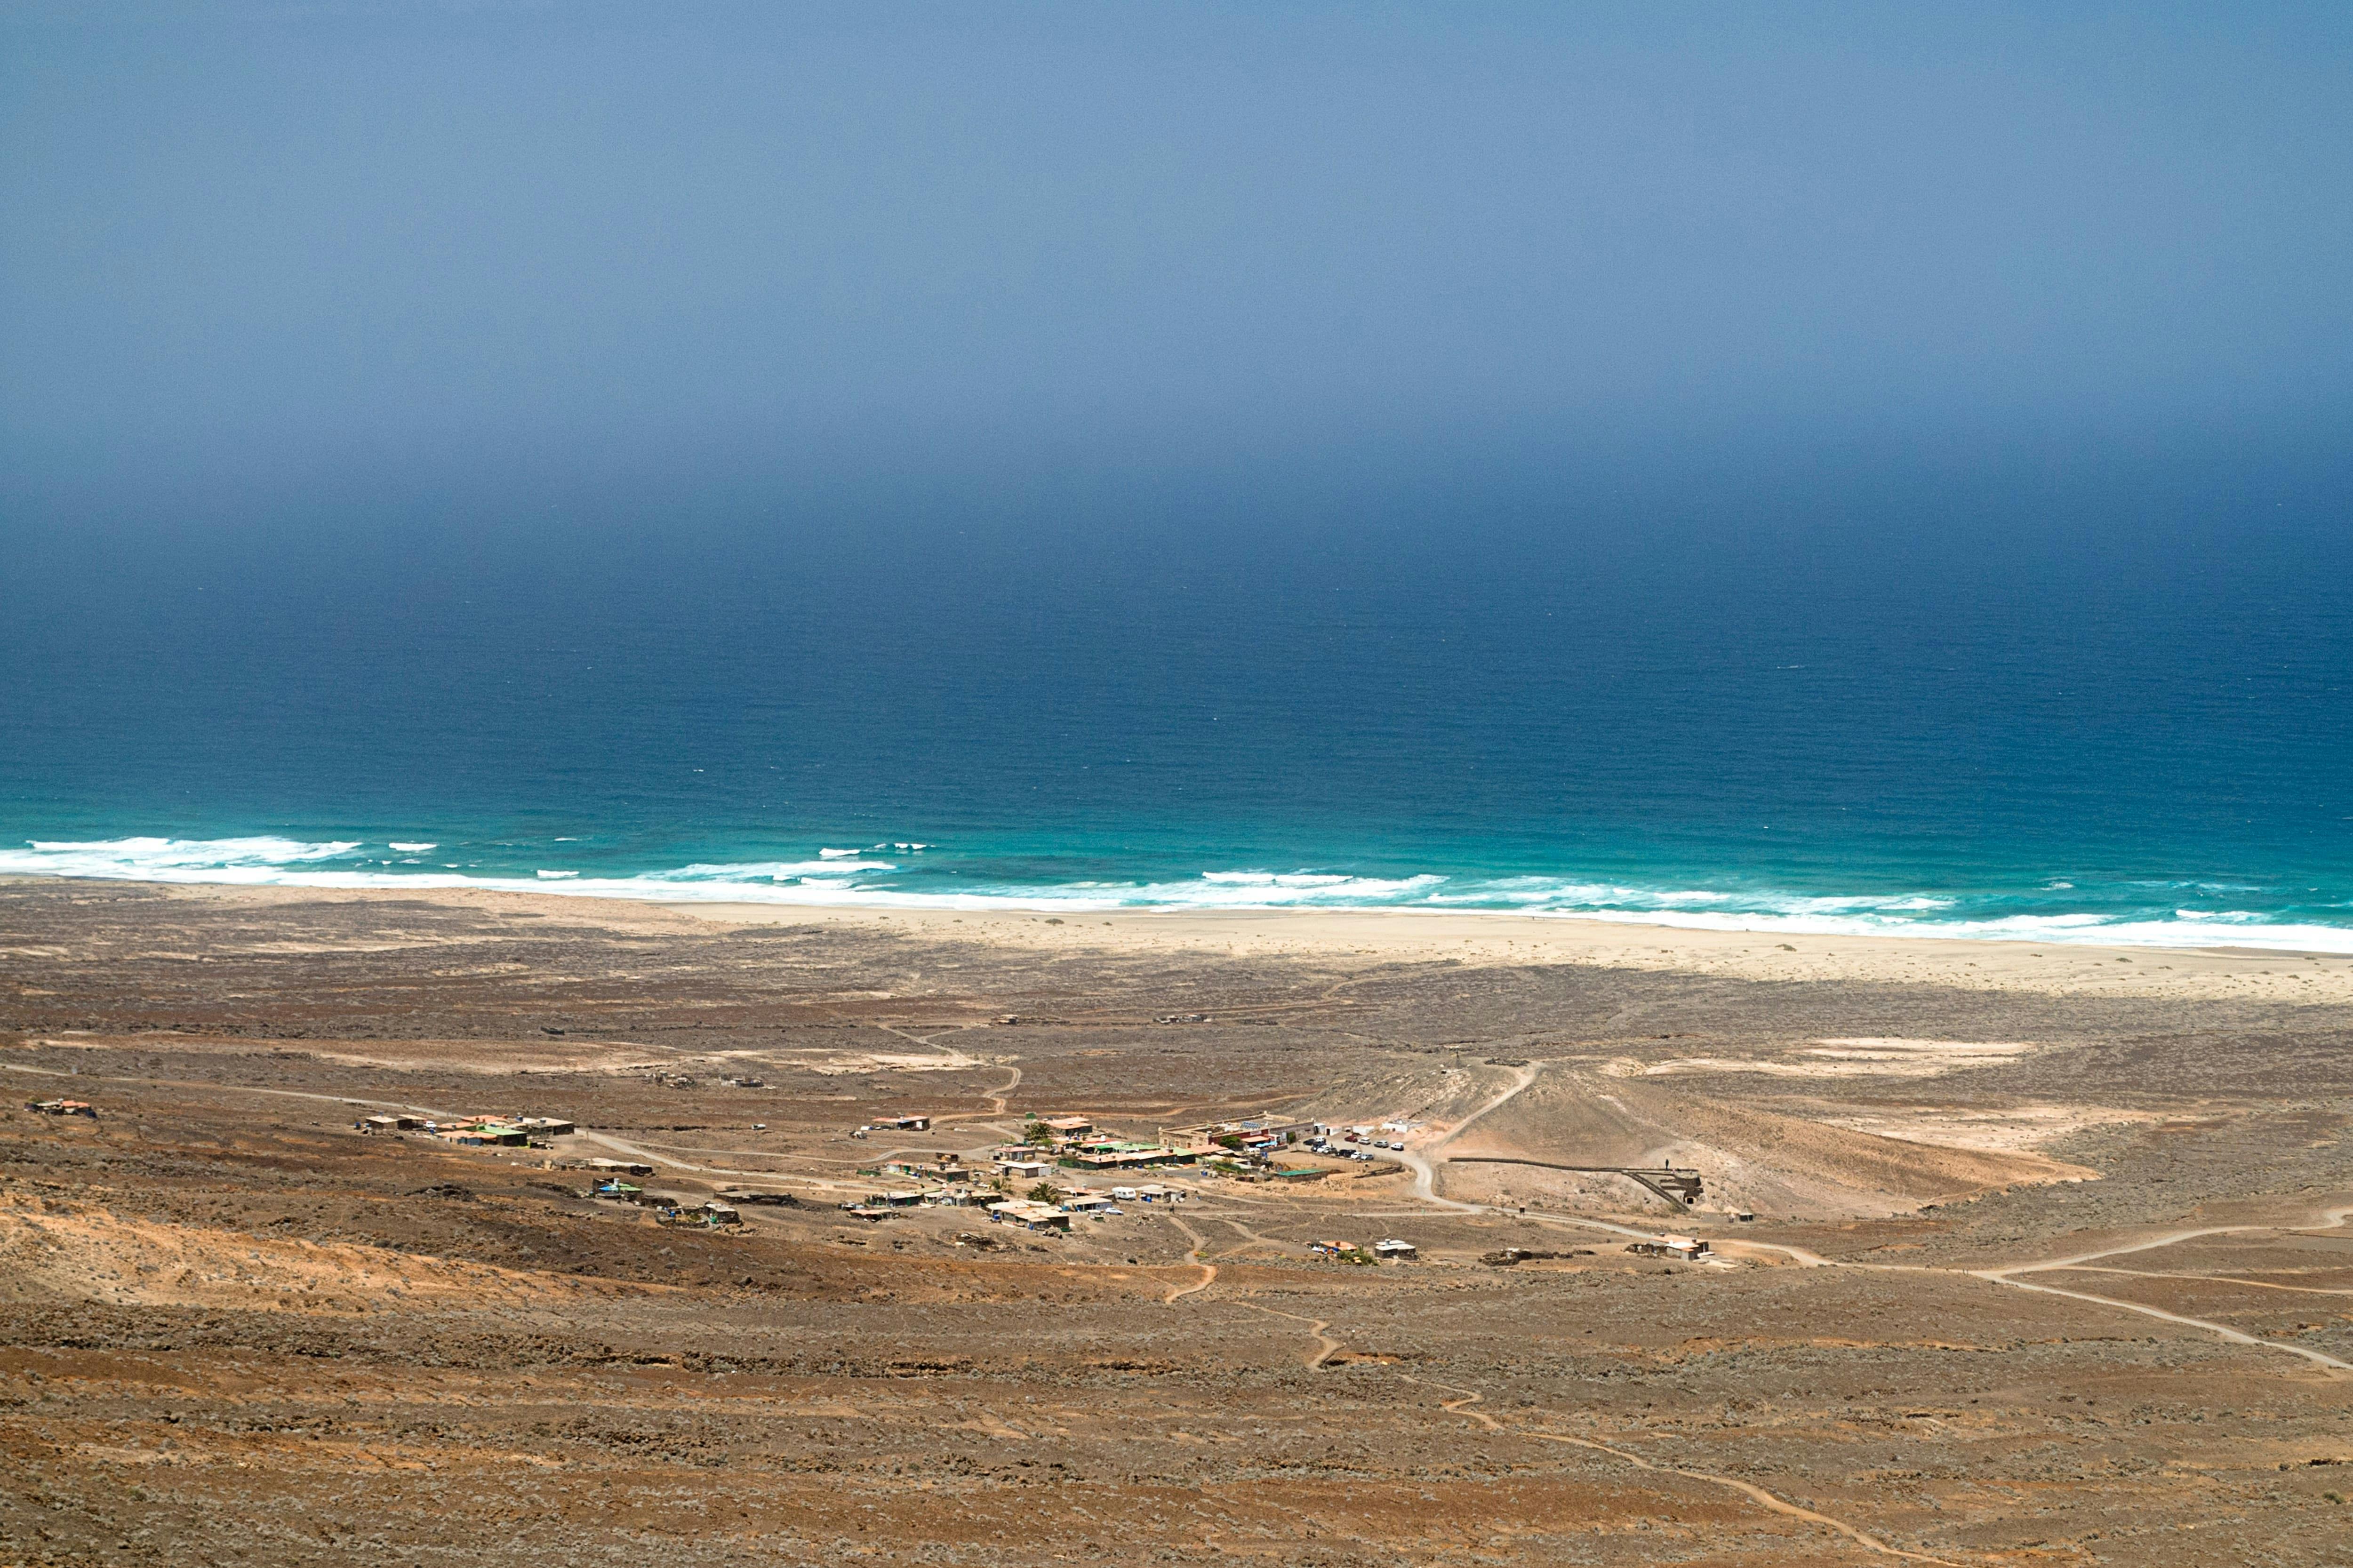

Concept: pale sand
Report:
left=47, top=880, right=2353, bottom=1006
left=669, top=898, right=2353, bottom=1005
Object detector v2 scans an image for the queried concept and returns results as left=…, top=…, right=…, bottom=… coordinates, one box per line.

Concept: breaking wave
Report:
left=2, top=834, right=2348, bottom=952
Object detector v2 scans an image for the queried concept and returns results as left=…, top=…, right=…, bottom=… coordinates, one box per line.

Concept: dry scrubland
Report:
left=1, top=880, right=2350, bottom=1566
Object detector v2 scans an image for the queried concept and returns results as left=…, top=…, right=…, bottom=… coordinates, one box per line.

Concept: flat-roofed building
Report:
left=1626, top=1235, right=1711, bottom=1260
left=1072, top=1145, right=1192, bottom=1170
left=985, top=1200, right=1072, bottom=1232
left=439, top=1124, right=528, bottom=1147
left=1159, top=1117, right=1316, bottom=1152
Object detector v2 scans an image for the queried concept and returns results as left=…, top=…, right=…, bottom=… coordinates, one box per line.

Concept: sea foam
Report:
left=4, top=835, right=2349, bottom=952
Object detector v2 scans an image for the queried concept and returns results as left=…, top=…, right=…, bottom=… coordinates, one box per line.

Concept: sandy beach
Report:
left=675, top=896, right=2353, bottom=1004
left=20, top=875, right=2343, bottom=1003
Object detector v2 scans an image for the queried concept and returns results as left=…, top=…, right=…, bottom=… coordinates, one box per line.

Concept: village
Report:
left=308, top=1098, right=1735, bottom=1267
left=343, top=1104, right=1441, bottom=1255
left=837, top=1112, right=1426, bottom=1251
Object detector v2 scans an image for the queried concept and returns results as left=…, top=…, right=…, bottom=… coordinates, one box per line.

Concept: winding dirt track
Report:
left=1979, top=1271, right=2351, bottom=1368
left=1392, top=1377, right=1955, bottom=1561
left=1971, top=1209, right=2353, bottom=1373
left=1228, top=1301, right=1344, bottom=1368
left=1399, top=1376, right=1501, bottom=1431
left=1683, top=1213, right=2353, bottom=1372
left=1399, top=1062, right=1540, bottom=1207
left=873, top=1021, right=990, bottom=1072
left=1523, top=1431, right=1964, bottom=1565
left=2052, top=1265, right=2353, bottom=1296
left=1161, top=1216, right=1217, bottom=1304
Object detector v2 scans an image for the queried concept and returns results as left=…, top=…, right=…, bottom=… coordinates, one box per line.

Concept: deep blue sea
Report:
left=6, top=447, right=2351, bottom=950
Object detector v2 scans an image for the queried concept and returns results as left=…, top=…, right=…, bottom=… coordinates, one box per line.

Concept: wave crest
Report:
left=3, top=835, right=2347, bottom=952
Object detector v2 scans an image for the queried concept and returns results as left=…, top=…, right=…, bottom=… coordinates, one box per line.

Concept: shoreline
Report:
left=7, top=847, right=2351, bottom=956
left=14, top=875, right=2349, bottom=1005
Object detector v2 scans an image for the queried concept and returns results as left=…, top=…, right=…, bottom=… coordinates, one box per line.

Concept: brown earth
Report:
left=1, top=879, right=2349, bottom=1566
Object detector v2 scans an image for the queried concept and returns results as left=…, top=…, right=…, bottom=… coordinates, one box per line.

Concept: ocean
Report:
left=6, top=447, right=2351, bottom=950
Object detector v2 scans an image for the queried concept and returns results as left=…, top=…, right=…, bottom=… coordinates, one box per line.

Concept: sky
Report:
left=5, top=0, right=2352, bottom=521
left=2, top=2, right=2350, bottom=906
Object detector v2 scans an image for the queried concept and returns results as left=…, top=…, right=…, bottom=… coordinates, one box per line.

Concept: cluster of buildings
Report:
left=855, top=1115, right=1206, bottom=1193
left=846, top=1111, right=1323, bottom=1180
left=1309, top=1238, right=1418, bottom=1263
left=970, top=1180, right=1193, bottom=1232
left=1011, top=1114, right=1324, bottom=1184
left=1017, top=1116, right=1202, bottom=1173
left=1158, top=1116, right=1316, bottom=1157
left=1147, top=1118, right=1412, bottom=1182
left=826, top=1116, right=1206, bottom=1230
left=655, top=1198, right=742, bottom=1229
left=580, top=1178, right=741, bottom=1230
left=982, top=1199, right=1072, bottom=1232
left=843, top=1147, right=1012, bottom=1218
left=357, top=1112, right=575, bottom=1147
left=978, top=1113, right=1337, bottom=1182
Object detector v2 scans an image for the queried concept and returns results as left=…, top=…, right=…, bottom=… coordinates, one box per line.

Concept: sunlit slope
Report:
left=1439, top=1067, right=2097, bottom=1219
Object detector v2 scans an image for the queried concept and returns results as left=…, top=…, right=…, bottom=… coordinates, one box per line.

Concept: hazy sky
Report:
left=6, top=2, right=2352, bottom=503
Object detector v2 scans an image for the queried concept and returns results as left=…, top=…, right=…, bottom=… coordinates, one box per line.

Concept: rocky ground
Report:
left=0, top=880, right=2348, bottom=1565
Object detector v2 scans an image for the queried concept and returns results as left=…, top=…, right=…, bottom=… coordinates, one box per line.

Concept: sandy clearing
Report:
left=1644, top=1038, right=2047, bottom=1081
left=1805, top=1103, right=2157, bottom=1155
left=802, top=1052, right=986, bottom=1076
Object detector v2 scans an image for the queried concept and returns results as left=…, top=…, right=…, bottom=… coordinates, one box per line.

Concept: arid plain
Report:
left=3, top=880, right=2350, bottom=1566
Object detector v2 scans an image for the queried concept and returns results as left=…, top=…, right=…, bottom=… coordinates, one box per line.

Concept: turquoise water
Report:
left=5, top=455, right=2350, bottom=949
